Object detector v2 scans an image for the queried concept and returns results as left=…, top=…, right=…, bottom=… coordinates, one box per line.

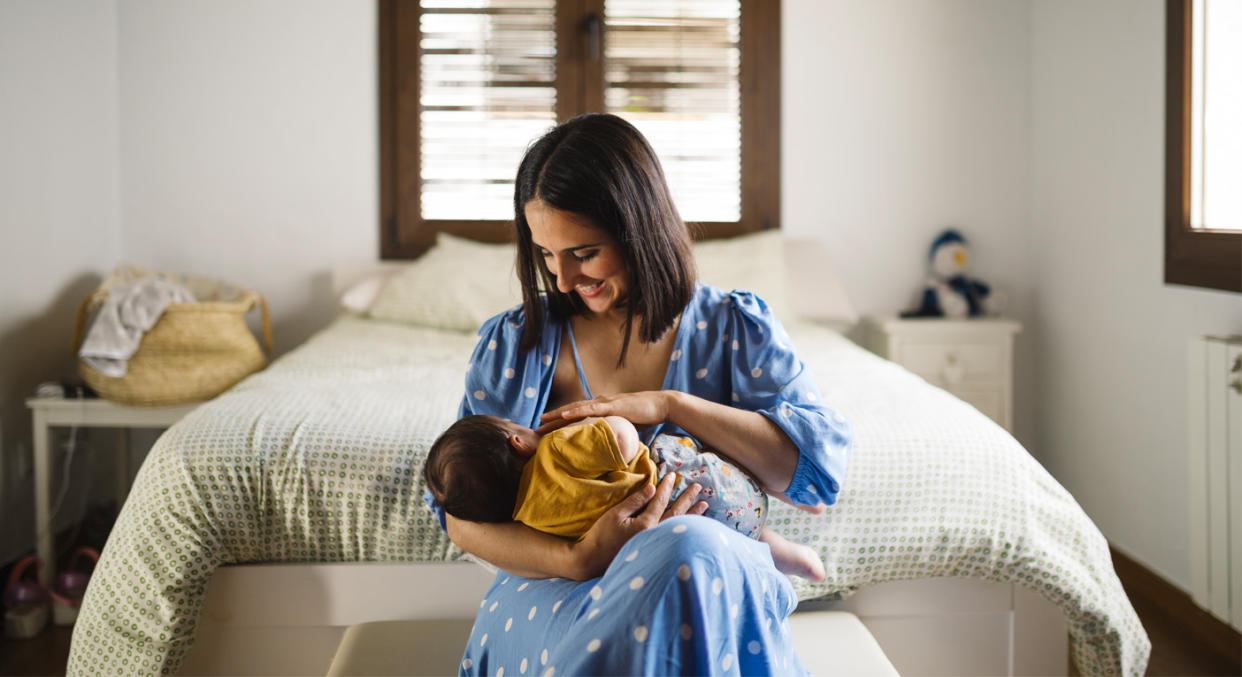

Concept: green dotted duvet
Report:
left=66, top=317, right=1148, bottom=675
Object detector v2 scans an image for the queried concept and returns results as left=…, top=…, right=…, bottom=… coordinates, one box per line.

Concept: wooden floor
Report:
left=1110, top=548, right=1241, bottom=677
left=3, top=557, right=1239, bottom=676
left=0, top=623, right=73, bottom=676
left=1126, top=591, right=1240, bottom=676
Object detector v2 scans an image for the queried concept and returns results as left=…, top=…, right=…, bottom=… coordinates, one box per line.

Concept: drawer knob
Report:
left=942, top=352, right=965, bottom=384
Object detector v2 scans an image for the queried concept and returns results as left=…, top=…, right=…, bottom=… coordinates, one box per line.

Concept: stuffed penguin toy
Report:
left=902, top=229, right=1005, bottom=318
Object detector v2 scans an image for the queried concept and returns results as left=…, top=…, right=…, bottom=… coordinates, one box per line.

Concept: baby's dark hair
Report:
left=423, top=415, right=525, bottom=523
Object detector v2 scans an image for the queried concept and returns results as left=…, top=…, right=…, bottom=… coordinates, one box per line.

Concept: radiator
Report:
left=1188, top=335, right=1242, bottom=631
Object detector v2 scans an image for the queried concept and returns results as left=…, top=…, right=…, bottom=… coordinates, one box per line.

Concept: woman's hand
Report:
left=536, top=391, right=677, bottom=436
left=568, top=473, right=707, bottom=580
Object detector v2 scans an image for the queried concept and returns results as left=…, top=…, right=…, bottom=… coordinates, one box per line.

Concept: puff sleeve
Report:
left=721, top=290, right=852, bottom=506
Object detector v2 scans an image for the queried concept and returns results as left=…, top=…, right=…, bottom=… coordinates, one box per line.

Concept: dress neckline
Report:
left=561, top=288, right=696, bottom=404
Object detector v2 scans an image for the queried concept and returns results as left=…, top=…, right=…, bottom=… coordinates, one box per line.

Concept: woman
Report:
left=438, top=113, right=851, bottom=675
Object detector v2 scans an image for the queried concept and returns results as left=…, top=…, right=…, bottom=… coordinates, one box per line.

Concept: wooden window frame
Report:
left=378, top=0, right=780, bottom=259
left=1165, top=0, right=1241, bottom=292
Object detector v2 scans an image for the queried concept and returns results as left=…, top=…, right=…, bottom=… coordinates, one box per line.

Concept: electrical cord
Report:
left=33, top=401, right=99, bottom=562
left=54, top=397, right=102, bottom=560
left=31, top=383, right=97, bottom=550
left=48, top=425, right=80, bottom=524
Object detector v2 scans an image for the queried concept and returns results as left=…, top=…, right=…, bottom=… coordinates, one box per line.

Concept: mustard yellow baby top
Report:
left=513, top=418, right=657, bottom=540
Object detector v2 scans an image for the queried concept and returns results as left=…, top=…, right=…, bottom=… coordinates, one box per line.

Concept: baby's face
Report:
left=487, top=416, right=541, bottom=456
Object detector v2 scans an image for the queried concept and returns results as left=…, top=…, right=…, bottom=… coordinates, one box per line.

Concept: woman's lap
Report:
left=459, top=516, right=805, bottom=676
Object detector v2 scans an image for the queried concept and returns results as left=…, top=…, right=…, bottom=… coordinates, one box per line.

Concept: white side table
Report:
left=26, top=397, right=200, bottom=584
left=860, top=316, right=1021, bottom=432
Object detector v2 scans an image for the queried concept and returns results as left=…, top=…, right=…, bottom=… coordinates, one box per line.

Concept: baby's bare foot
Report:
left=774, top=543, right=826, bottom=582
left=762, top=528, right=826, bottom=582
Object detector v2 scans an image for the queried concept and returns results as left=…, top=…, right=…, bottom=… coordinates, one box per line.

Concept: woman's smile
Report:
left=577, top=281, right=605, bottom=297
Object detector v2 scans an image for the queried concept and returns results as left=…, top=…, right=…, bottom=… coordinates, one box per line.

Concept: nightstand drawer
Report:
left=861, top=316, right=1020, bottom=432
left=899, top=343, right=1004, bottom=385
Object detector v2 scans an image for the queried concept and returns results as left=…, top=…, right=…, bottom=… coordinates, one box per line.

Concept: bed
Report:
left=66, top=233, right=1149, bottom=676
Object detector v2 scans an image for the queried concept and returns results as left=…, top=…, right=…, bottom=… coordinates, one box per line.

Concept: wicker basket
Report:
left=72, top=266, right=273, bottom=407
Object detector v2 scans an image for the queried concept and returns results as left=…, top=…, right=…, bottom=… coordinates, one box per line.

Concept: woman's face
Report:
left=524, top=199, right=628, bottom=317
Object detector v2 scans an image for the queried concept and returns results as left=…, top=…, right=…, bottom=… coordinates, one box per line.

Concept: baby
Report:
left=424, top=414, right=825, bottom=581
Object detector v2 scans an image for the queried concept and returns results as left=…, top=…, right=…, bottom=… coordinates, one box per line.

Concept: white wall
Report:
left=117, top=0, right=378, bottom=354
left=0, top=0, right=123, bottom=563
left=1029, top=0, right=1241, bottom=589
left=783, top=0, right=1036, bottom=446
left=0, top=0, right=377, bottom=565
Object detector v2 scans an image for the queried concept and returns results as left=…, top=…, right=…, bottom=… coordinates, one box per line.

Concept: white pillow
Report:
left=692, top=230, right=791, bottom=319
left=368, top=234, right=523, bottom=332
left=365, top=230, right=857, bottom=332
left=693, top=230, right=858, bottom=328
left=782, top=237, right=859, bottom=329
left=339, top=273, right=390, bottom=315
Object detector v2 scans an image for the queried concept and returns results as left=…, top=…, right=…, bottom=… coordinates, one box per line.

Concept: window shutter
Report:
left=381, top=0, right=779, bottom=257
left=603, top=0, right=741, bottom=222
left=419, top=0, right=559, bottom=220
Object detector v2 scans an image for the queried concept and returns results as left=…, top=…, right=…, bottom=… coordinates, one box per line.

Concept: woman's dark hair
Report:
left=423, top=416, right=525, bottom=523
left=513, top=113, right=697, bottom=365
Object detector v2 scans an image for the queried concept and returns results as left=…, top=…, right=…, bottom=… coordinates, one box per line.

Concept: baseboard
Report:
left=1109, top=546, right=1241, bottom=669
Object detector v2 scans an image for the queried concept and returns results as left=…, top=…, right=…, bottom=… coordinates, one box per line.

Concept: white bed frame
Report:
left=177, top=259, right=1068, bottom=675
left=178, top=562, right=1066, bottom=675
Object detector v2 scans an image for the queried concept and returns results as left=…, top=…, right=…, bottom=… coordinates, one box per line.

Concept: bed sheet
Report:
left=67, top=316, right=1148, bottom=675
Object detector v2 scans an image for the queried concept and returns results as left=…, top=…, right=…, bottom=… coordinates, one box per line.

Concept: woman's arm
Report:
left=446, top=516, right=578, bottom=579
left=664, top=391, right=799, bottom=494
left=447, top=473, right=706, bottom=581
left=539, top=291, right=851, bottom=509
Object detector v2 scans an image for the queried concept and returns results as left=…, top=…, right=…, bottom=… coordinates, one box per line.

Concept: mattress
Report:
left=66, top=316, right=1149, bottom=675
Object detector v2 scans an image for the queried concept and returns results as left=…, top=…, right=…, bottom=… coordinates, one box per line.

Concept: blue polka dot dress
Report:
left=440, top=283, right=852, bottom=676
left=459, top=516, right=804, bottom=676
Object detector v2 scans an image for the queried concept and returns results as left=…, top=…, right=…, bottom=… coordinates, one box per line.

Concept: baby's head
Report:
left=423, top=415, right=538, bottom=523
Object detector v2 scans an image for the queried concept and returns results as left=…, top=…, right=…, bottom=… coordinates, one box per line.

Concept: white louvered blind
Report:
left=419, top=0, right=558, bottom=220
left=604, top=0, right=741, bottom=222
left=417, top=0, right=743, bottom=223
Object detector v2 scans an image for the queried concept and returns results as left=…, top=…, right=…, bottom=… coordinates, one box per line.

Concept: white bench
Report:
left=181, top=563, right=1064, bottom=675
left=326, top=611, right=900, bottom=676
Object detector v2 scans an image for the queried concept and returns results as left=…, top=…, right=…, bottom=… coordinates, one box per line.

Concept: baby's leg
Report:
left=760, top=527, right=826, bottom=582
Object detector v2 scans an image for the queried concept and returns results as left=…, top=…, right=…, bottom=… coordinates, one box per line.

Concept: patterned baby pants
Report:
left=651, top=434, right=768, bottom=539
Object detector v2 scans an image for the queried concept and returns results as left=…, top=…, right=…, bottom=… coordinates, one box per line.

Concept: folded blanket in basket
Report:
left=79, top=278, right=195, bottom=377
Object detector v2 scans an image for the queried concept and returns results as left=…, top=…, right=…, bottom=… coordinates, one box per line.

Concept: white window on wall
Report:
left=1165, top=0, right=1241, bottom=292
left=379, top=0, right=779, bottom=258
left=1188, top=0, right=1242, bottom=232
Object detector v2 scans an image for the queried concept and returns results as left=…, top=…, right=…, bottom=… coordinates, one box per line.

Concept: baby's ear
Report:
left=509, top=433, right=536, bottom=456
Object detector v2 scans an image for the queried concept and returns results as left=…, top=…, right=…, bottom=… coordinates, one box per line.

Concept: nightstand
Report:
left=26, top=396, right=200, bottom=584
left=860, top=316, right=1021, bottom=432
